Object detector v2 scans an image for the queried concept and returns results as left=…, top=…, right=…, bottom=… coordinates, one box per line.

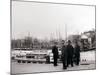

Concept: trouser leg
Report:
left=76, top=57, right=79, bottom=65
left=71, top=57, right=73, bottom=67
left=67, top=58, right=69, bottom=67
left=63, top=61, right=67, bottom=69
left=54, top=57, right=57, bottom=66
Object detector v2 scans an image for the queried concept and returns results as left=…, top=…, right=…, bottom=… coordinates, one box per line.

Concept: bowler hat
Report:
left=68, top=40, right=71, bottom=43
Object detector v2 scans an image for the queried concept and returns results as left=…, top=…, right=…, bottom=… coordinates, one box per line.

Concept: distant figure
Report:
left=67, top=40, right=74, bottom=67
left=52, top=42, right=58, bottom=66
left=61, top=40, right=67, bottom=69
left=74, top=42, right=80, bottom=65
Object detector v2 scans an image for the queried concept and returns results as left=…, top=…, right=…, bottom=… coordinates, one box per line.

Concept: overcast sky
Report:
left=12, top=1, right=95, bottom=40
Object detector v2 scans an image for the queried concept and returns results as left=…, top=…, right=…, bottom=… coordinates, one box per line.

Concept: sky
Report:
left=12, top=0, right=95, bottom=40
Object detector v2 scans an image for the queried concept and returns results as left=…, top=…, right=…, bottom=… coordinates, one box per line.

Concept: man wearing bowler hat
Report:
left=52, top=42, right=58, bottom=66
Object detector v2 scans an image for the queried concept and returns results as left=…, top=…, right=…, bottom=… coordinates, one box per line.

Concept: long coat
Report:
left=52, top=46, right=58, bottom=59
left=74, top=45, right=80, bottom=60
left=61, top=45, right=67, bottom=62
left=67, top=44, right=74, bottom=58
left=66, top=44, right=74, bottom=66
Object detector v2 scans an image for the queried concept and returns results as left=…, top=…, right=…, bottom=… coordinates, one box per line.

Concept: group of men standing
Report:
left=52, top=40, right=80, bottom=69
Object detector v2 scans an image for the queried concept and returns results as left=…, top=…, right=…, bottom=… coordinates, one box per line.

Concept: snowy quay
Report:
left=11, top=50, right=96, bottom=74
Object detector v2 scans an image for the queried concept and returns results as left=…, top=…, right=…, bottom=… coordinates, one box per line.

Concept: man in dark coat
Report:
left=74, top=42, right=80, bottom=65
left=67, top=40, right=74, bottom=67
left=61, top=40, right=67, bottom=69
left=52, top=42, right=58, bottom=66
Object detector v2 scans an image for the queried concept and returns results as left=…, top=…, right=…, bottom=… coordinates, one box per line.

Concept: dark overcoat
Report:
left=74, top=45, right=80, bottom=59
left=52, top=46, right=58, bottom=59
left=61, top=45, right=67, bottom=62
left=67, top=44, right=74, bottom=58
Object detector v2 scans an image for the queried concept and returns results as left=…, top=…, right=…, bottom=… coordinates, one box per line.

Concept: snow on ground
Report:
left=11, top=50, right=96, bottom=74
left=11, top=61, right=95, bottom=74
